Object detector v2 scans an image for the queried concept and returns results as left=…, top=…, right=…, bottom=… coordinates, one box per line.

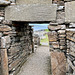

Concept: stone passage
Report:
left=17, top=46, right=50, bottom=75
left=0, top=22, right=33, bottom=75
left=0, top=0, right=75, bottom=75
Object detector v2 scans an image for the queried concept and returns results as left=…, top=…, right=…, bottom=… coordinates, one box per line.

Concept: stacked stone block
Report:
left=0, top=1, right=9, bottom=75
left=65, top=1, right=75, bottom=75
left=66, top=27, right=75, bottom=75
left=48, top=0, right=75, bottom=75
left=48, top=23, right=66, bottom=75
left=0, top=23, right=33, bottom=75
left=7, top=24, right=33, bottom=75
left=48, top=1, right=67, bottom=75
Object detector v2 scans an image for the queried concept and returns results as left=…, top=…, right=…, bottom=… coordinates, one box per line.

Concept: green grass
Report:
left=40, top=29, right=49, bottom=45
left=44, top=29, right=49, bottom=32
left=40, top=34, right=49, bottom=43
left=40, top=29, right=49, bottom=43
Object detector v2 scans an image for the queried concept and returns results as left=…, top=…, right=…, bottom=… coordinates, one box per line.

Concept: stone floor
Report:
left=17, top=46, right=51, bottom=75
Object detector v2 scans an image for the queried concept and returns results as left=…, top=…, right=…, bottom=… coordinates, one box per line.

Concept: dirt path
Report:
left=17, top=46, right=51, bottom=75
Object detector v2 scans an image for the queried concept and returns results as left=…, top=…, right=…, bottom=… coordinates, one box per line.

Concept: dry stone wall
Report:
left=48, top=23, right=66, bottom=75
left=0, top=0, right=33, bottom=75
left=7, top=24, right=33, bottom=75
left=0, top=23, right=33, bottom=75
left=66, top=26, right=75, bottom=75
left=48, top=0, right=75, bottom=75
left=65, top=1, right=75, bottom=75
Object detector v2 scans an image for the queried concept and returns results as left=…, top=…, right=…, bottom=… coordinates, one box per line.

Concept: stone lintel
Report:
left=5, top=4, right=57, bottom=22
left=65, top=1, right=75, bottom=23
left=16, top=0, right=52, bottom=5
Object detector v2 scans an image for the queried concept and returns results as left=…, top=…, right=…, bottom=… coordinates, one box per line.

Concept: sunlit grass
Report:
left=40, top=34, right=49, bottom=43
left=44, top=29, right=49, bottom=32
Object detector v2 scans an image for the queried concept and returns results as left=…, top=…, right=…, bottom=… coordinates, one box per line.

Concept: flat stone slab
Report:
left=5, top=4, right=57, bottom=22
left=65, top=1, right=75, bottom=22
left=51, top=52, right=66, bottom=75
left=16, top=0, right=52, bottom=5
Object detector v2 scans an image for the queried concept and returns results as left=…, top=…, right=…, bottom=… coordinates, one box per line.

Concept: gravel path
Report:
left=17, top=46, right=50, bottom=75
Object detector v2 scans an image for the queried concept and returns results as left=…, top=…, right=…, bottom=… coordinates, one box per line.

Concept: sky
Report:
left=29, top=24, right=49, bottom=31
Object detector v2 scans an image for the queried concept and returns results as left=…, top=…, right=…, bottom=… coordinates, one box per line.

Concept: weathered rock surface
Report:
left=48, top=25, right=61, bottom=31
left=65, top=1, right=75, bottom=22
left=48, top=32, right=57, bottom=42
left=5, top=4, right=57, bottom=22
left=0, top=25, right=12, bottom=32
left=16, top=0, right=52, bottom=5
left=52, top=42, right=59, bottom=49
left=57, top=11, right=65, bottom=24
left=69, top=23, right=75, bottom=28
left=58, top=30, right=65, bottom=34
left=1, top=49, right=9, bottom=75
left=51, top=52, right=66, bottom=75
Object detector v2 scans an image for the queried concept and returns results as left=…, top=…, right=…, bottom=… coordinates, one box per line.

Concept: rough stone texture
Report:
left=0, top=21, right=33, bottom=75
left=58, top=30, right=65, bottom=34
left=0, top=0, right=10, bottom=6
left=48, top=25, right=61, bottom=31
left=66, top=29, right=75, bottom=74
left=1, top=49, right=9, bottom=75
left=8, top=24, right=33, bottom=75
left=60, top=46, right=66, bottom=50
left=52, top=42, right=59, bottom=49
left=33, top=35, right=40, bottom=46
left=69, top=23, right=75, bottom=27
left=57, top=11, right=65, bottom=24
left=5, top=4, right=57, bottom=22
left=51, top=52, right=66, bottom=75
left=0, top=25, right=12, bottom=32
left=48, top=32, right=57, bottom=42
left=16, top=0, right=52, bottom=5
left=0, top=7, right=5, bottom=75
left=59, top=34, right=66, bottom=38
left=65, top=1, right=75, bottom=22
left=59, top=39, right=66, bottom=46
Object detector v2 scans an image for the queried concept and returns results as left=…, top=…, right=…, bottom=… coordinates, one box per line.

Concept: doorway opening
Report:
left=29, top=23, right=49, bottom=46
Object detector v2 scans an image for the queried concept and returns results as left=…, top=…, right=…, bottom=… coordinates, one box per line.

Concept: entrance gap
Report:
left=29, top=23, right=49, bottom=46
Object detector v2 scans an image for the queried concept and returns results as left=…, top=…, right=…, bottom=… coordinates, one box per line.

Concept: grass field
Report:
left=40, top=29, right=49, bottom=45
left=44, top=29, right=49, bottom=32
left=40, top=34, right=49, bottom=43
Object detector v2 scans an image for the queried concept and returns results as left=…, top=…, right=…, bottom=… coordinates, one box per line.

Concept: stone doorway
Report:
left=0, top=0, right=75, bottom=75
